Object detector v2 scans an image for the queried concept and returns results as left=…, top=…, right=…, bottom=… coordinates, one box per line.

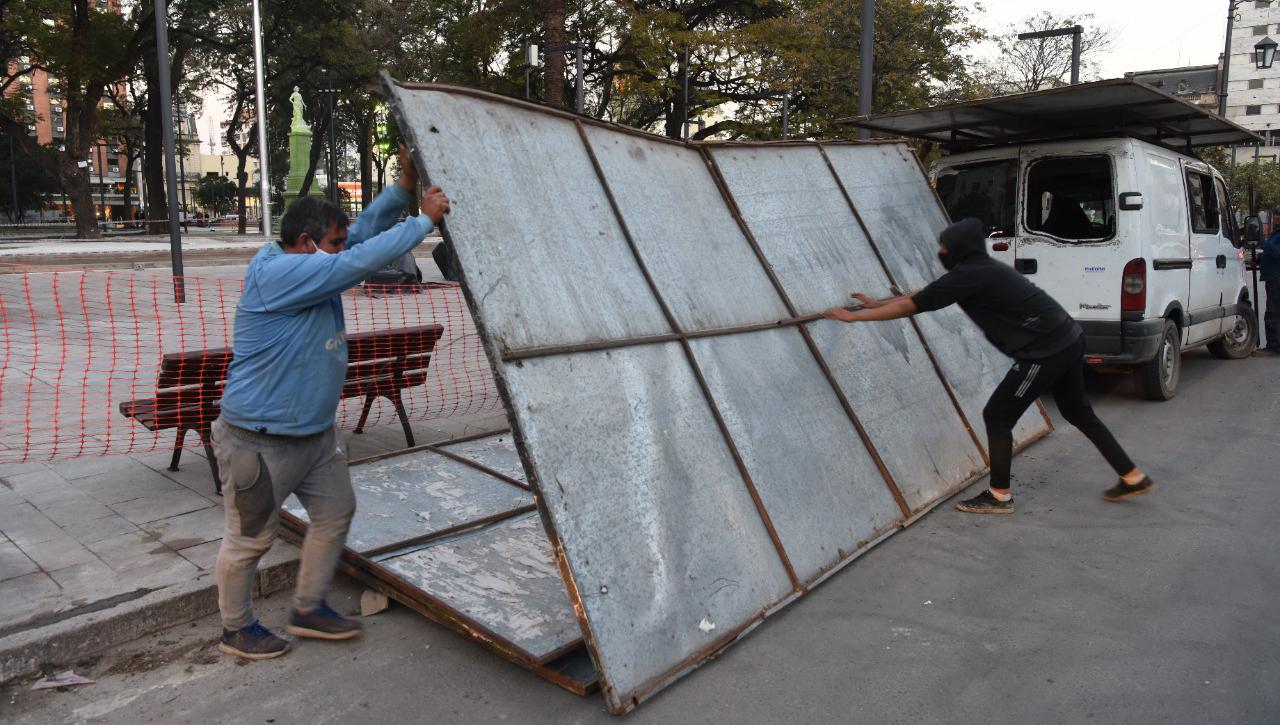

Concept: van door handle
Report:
left=1015, top=259, right=1037, bottom=274
left=1216, top=254, right=1227, bottom=269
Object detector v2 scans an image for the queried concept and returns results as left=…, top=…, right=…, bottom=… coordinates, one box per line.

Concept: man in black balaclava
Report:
left=823, top=217, right=1151, bottom=514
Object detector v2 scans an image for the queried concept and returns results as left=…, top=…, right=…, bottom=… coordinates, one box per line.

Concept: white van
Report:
left=847, top=80, right=1265, bottom=401
left=931, top=137, right=1255, bottom=399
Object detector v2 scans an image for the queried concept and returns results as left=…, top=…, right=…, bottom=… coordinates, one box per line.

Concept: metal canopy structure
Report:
left=356, top=76, right=1053, bottom=715
left=840, top=78, right=1262, bottom=153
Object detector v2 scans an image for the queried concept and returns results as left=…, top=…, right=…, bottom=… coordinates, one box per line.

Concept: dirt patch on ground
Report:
left=104, top=639, right=217, bottom=676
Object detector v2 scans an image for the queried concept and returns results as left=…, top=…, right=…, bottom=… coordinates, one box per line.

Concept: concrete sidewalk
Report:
left=0, top=409, right=507, bottom=683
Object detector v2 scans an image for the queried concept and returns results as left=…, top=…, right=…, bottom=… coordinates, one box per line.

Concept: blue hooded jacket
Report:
left=1263, top=228, right=1280, bottom=283
left=219, top=185, right=433, bottom=436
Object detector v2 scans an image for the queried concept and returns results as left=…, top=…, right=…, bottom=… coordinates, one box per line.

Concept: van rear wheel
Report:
left=1207, top=306, right=1257, bottom=359
left=1136, top=320, right=1181, bottom=401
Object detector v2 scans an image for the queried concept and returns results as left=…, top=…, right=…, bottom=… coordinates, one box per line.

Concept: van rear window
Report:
left=1025, top=156, right=1115, bottom=242
left=935, top=160, right=1017, bottom=237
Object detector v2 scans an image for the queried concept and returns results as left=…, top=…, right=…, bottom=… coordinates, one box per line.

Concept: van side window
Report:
left=1214, top=177, right=1239, bottom=246
left=1186, top=171, right=1220, bottom=235
left=935, top=160, right=1017, bottom=237
left=1024, top=156, right=1115, bottom=242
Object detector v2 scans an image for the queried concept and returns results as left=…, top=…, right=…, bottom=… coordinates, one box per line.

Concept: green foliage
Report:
left=1202, top=147, right=1280, bottom=216
left=192, top=173, right=238, bottom=217
left=0, top=133, right=60, bottom=222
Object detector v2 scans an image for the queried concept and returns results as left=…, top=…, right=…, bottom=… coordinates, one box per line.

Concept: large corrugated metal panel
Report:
left=822, top=143, right=1050, bottom=449
left=706, top=145, right=988, bottom=511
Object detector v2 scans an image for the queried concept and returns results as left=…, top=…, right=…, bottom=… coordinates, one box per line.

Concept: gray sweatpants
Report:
left=211, top=417, right=355, bottom=631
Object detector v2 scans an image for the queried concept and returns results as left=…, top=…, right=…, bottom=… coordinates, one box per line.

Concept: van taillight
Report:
left=1121, top=258, right=1146, bottom=312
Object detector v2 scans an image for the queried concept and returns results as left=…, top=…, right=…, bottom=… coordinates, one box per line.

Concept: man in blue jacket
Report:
left=212, top=169, right=449, bottom=660
left=1259, top=216, right=1280, bottom=355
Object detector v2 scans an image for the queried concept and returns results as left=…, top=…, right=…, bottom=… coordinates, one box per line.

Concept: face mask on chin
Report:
left=314, top=246, right=330, bottom=256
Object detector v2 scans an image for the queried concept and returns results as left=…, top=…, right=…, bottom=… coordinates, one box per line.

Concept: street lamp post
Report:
left=154, top=0, right=184, bottom=301
left=320, top=71, right=339, bottom=205
left=176, top=107, right=189, bottom=221
left=682, top=46, right=690, bottom=141
left=858, top=0, right=874, bottom=140
left=543, top=42, right=586, bottom=114
left=1017, top=25, right=1085, bottom=85
left=96, top=143, right=105, bottom=225
left=781, top=92, right=790, bottom=140
left=251, top=0, right=272, bottom=237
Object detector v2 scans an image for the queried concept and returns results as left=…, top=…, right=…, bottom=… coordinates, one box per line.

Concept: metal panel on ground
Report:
left=686, top=327, right=902, bottom=580
left=438, top=432, right=528, bottom=483
left=821, top=143, right=1051, bottom=448
left=283, top=447, right=529, bottom=553
left=706, top=145, right=988, bottom=511
left=500, top=342, right=796, bottom=708
left=392, top=88, right=670, bottom=353
left=376, top=512, right=582, bottom=663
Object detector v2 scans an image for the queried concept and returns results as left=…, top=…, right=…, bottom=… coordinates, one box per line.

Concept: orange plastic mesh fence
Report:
left=0, top=265, right=500, bottom=463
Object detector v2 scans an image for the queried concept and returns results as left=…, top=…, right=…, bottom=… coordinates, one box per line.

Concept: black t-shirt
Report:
left=913, top=256, right=1082, bottom=359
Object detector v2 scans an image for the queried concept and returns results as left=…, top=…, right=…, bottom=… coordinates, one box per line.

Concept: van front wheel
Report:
left=1207, top=306, right=1257, bottom=359
left=1136, top=320, right=1181, bottom=401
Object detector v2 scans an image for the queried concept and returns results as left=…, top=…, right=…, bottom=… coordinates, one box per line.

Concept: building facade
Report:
left=1225, top=0, right=1280, bottom=161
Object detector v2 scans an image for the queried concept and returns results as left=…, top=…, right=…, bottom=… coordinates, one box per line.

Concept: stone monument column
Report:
left=281, top=87, right=313, bottom=210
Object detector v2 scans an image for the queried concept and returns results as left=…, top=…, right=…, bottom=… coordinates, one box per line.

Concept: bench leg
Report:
left=169, top=428, right=187, bottom=471
left=197, top=428, right=221, bottom=496
left=389, top=391, right=415, bottom=448
left=354, top=394, right=376, bottom=434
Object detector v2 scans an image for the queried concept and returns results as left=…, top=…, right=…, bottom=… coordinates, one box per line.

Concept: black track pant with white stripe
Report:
left=984, top=334, right=1135, bottom=491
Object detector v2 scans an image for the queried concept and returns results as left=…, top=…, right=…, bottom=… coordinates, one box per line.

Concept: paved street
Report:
left=4, top=347, right=1276, bottom=724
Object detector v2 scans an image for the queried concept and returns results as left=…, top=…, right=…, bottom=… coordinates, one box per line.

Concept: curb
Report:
left=0, top=548, right=298, bottom=685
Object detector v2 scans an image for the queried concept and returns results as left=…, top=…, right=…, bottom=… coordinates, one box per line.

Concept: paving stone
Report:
left=108, top=549, right=203, bottom=589
left=47, top=559, right=136, bottom=604
left=62, top=513, right=139, bottom=545
left=0, top=460, right=50, bottom=476
left=176, top=539, right=222, bottom=571
left=0, top=468, right=80, bottom=507
left=18, top=532, right=98, bottom=571
left=35, top=494, right=116, bottom=528
left=0, top=539, right=39, bottom=582
left=77, top=468, right=187, bottom=505
left=141, top=505, right=226, bottom=549
left=109, top=489, right=213, bottom=525
left=48, top=454, right=153, bottom=481
left=0, top=504, right=66, bottom=547
left=0, top=571, right=64, bottom=627
left=85, top=530, right=169, bottom=567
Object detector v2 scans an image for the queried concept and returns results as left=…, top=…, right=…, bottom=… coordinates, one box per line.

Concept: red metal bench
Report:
left=120, top=324, right=444, bottom=493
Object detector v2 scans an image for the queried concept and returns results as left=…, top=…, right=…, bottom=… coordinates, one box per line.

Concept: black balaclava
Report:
left=937, top=217, right=988, bottom=271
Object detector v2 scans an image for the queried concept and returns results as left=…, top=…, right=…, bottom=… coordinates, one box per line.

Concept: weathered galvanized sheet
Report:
left=687, top=327, right=901, bottom=580
left=707, top=145, right=988, bottom=511
left=500, top=342, right=795, bottom=708
left=821, top=143, right=1050, bottom=448
left=378, top=512, right=582, bottom=663
left=282, top=447, right=529, bottom=553
left=439, top=432, right=527, bottom=483
left=393, top=88, right=670, bottom=352
left=580, top=126, right=791, bottom=331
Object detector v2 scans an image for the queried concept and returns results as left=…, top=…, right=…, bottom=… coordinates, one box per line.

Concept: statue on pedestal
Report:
left=282, top=86, right=314, bottom=210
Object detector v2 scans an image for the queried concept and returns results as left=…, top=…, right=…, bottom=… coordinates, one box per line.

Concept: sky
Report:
left=969, top=0, right=1227, bottom=77
left=195, top=1, right=1231, bottom=152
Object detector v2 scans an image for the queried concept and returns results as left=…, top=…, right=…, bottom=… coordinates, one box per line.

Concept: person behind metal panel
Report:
left=822, top=216, right=1152, bottom=515
left=1257, top=210, right=1280, bottom=356
left=210, top=157, right=450, bottom=659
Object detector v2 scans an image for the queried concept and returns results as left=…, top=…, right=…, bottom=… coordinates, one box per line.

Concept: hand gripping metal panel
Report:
left=820, top=143, right=1052, bottom=449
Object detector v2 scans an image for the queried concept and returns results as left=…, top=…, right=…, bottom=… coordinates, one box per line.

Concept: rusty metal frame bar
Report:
left=360, top=503, right=538, bottom=559
left=696, top=145, right=913, bottom=522
left=348, top=434, right=530, bottom=493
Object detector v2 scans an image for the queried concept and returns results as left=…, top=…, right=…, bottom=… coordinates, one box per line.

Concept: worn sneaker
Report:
left=955, top=490, right=1014, bottom=515
left=287, top=601, right=363, bottom=641
left=1103, top=475, right=1154, bottom=502
left=218, top=621, right=289, bottom=660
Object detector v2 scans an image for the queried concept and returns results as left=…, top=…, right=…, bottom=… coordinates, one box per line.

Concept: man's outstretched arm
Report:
left=823, top=296, right=919, bottom=322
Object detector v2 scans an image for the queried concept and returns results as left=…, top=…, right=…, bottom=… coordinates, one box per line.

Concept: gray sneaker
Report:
left=218, top=621, right=290, bottom=660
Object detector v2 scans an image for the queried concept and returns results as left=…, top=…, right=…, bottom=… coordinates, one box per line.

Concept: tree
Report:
left=192, top=173, right=236, bottom=216
left=1, top=1, right=149, bottom=237
left=973, top=12, right=1116, bottom=95
left=0, top=132, right=60, bottom=222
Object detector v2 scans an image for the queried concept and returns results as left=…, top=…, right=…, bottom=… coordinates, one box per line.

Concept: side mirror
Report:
left=1244, top=215, right=1263, bottom=246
